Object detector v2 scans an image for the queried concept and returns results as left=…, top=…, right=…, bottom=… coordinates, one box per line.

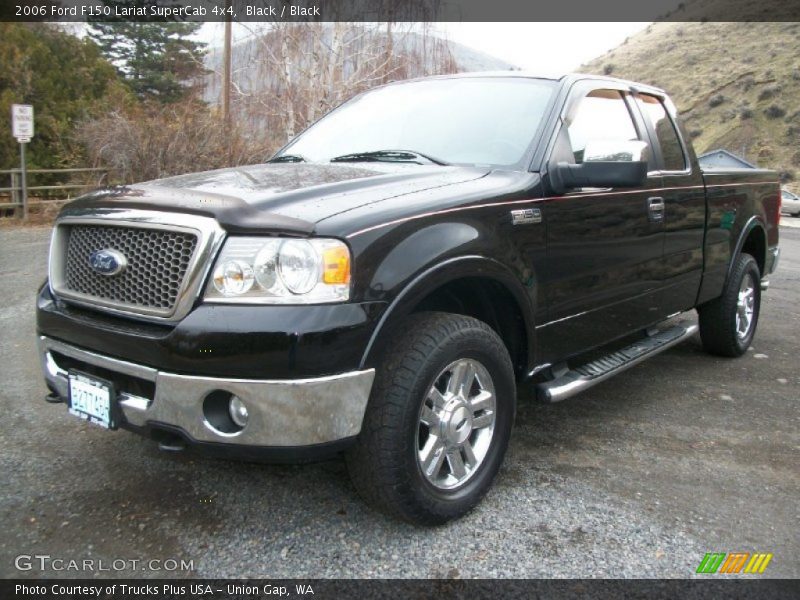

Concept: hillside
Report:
left=583, top=21, right=800, bottom=185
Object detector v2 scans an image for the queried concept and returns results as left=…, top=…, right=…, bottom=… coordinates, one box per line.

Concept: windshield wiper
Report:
left=329, top=149, right=450, bottom=166
left=268, top=154, right=306, bottom=163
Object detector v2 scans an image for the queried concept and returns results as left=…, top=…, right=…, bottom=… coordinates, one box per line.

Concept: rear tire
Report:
left=698, top=253, right=761, bottom=357
left=346, top=312, right=515, bottom=525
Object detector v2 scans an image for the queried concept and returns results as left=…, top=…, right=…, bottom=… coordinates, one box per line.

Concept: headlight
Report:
left=278, top=239, right=319, bottom=294
left=205, top=237, right=351, bottom=304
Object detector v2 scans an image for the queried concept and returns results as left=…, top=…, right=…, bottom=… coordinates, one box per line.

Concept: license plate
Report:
left=68, top=371, right=117, bottom=429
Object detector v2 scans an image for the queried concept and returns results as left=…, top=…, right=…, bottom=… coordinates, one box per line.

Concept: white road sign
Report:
left=12, top=104, right=34, bottom=143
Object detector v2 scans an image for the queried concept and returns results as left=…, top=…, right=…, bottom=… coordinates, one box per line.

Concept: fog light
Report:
left=229, top=395, right=249, bottom=428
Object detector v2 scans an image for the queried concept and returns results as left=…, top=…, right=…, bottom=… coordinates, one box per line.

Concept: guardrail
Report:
left=0, top=167, right=114, bottom=219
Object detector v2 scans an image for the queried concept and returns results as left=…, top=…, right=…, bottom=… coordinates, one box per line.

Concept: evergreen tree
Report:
left=89, top=1, right=207, bottom=103
left=0, top=23, right=126, bottom=170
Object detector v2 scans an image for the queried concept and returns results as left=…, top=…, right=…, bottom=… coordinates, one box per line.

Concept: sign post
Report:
left=11, top=104, right=34, bottom=219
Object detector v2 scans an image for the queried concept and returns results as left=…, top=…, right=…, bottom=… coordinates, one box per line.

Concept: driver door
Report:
left=537, top=84, right=667, bottom=361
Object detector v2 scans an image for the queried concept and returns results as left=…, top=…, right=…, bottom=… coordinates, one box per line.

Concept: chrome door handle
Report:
left=648, top=197, right=665, bottom=222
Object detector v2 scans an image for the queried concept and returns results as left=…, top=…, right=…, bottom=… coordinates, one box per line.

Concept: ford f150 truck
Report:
left=37, top=73, right=781, bottom=524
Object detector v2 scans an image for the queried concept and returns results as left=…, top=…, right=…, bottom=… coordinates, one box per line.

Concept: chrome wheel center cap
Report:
left=441, top=399, right=473, bottom=446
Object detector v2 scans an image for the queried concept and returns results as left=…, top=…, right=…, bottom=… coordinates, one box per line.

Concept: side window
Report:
left=637, top=94, right=687, bottom=171
left=567, top=89, right=639, bottom=164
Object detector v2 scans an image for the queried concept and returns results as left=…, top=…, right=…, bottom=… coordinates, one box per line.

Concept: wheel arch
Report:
left=732, top=216, right=767, bottom=277
left=358, top=256, right=535, bottom=378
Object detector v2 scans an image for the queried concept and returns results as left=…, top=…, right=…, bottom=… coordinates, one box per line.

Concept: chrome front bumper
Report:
left=38, top=336, right=374, bottom=447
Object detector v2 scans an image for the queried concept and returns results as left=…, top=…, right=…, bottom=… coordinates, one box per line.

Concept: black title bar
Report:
left=2, top=0, right=800, bottom=22
left=3, top=579, right=800, bottom=600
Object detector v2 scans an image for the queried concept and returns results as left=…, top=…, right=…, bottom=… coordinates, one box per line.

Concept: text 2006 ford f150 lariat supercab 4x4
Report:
left=37, top=73, right=780, bottom=524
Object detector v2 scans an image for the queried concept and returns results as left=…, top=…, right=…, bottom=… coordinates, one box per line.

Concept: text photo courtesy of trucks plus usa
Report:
left=1, top=0, right=799, bottom=593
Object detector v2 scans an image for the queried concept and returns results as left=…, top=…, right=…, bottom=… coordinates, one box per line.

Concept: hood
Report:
left=64, top=163, right=491, bottom=234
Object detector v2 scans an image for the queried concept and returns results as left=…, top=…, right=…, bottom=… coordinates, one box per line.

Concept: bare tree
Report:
left=219, top=22, right=460, bottom=146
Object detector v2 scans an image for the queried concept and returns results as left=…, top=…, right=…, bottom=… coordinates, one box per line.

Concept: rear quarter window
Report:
left=637, top=94, right=687, bottom=171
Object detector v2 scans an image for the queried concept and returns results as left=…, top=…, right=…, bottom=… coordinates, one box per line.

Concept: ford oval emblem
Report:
left=88, top=248, right=127, bottom=276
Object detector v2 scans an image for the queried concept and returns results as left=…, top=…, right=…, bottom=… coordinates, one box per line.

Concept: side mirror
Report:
left=553, top=140, right=649, bottom=191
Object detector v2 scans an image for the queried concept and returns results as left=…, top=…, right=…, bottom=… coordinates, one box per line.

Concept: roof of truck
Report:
left=394, top=71, right=667, bottom=95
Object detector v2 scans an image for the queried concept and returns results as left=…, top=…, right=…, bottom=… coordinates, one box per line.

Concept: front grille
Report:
left=63, top=224, right=198, bottom=313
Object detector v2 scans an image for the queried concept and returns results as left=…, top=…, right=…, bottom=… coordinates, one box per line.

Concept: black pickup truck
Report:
left=37, top=73, right=781, bottom=524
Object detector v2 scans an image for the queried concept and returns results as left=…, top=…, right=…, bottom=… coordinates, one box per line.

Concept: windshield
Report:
left=279, top=77, right=557, bottom=167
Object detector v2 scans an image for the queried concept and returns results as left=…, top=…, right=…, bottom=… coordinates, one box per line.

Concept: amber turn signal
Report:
left=322, top=246, right=351, bottom=284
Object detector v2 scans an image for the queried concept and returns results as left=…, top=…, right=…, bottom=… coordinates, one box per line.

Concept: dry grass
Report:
left=75, top=101, right=281, bottom=184
left=0, top=198, right=70, bottom=226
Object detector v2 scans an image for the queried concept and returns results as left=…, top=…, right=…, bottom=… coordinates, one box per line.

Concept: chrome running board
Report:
left=535, top=321, right=699, bottom=403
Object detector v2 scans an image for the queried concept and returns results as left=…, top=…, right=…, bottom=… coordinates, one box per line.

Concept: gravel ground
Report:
left=0, top=224, right=798, bottom=579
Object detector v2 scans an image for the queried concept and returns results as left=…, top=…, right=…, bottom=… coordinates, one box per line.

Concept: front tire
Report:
left=698, top=253, right=761, bottom=357
left=346, top=312, right=515, bottom=525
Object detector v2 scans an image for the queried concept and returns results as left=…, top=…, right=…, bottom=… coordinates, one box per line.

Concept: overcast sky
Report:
left=435, top=23, right=649, bottom=71
left=198, top=22, right=650, bottom=73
